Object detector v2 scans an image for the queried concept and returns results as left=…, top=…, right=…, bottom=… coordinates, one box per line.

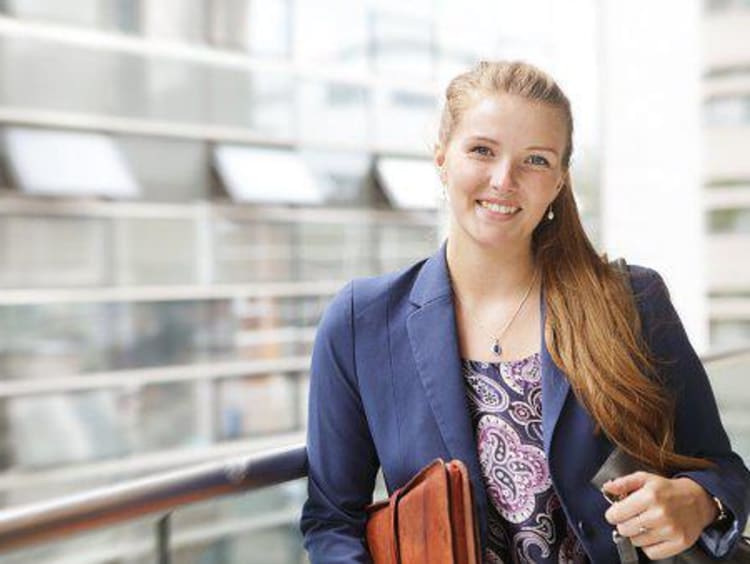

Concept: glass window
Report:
left=704, top=95, right=750, bottom=126
left=0, top=301, right=240, bottom=376
left=0, top=215, right=110, bottom=288
left=1, top=382, right=203, bottom=469
left=0, top=37, right=294, bottom=136
left=299, top=150, right=372, bottom=205
left=115, top=135, right=210, bottom=202
left=294, top=222, right=376, bottom=280
left=373, top=88, right=439, bottom=151
left=294, top=0, right=368, bottom=73
left=216, top=373, right=299, bottom=440
left=709, top=208, right=750, bottom=233
left=298, top=81, right=370, bottom=146
left=1, top=0, right=140, bottom=33
left=710, top=320, right=750, bottom=349
left=212, top=219, right=295, bottom=283
left=114, top=216, right=198, bottom=285
left=213, top=145, right=323, bottom=205
left=5, top=388, right=131, bottom=469
left=207, top=67, right=295, bottom=134
left=2, top=128, right=139, bottom=198
left=705, top=0, right=733, bottom=12
left=371, top=8, right=435, bottom=79
left=141, top=0, right=206, bottom=43
left=375, top=157, right=441, bottom=210
left=208, top=0, right=292, bottom=58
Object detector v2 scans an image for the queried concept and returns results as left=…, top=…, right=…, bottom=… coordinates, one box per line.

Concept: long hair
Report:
left=437, top=60, right=711, bottom=472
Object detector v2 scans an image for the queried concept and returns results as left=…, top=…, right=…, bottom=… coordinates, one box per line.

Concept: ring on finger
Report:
left=637, top=514, right=648, bottom=535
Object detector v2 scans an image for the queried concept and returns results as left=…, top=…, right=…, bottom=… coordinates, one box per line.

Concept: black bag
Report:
left=595, top=258, right=750, bottom=563
left=591, top=447, right=750, bottom=563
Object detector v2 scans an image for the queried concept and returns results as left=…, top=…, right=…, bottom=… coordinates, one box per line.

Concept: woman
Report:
left=299, top=60, right=749, bottom=563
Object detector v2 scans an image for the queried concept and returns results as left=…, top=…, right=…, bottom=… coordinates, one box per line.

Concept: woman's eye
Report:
left=471, top=146, right=493, bottom=157
left=527, top=154, right=550, bottom=166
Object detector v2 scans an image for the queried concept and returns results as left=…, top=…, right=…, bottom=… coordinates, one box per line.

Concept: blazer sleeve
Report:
left=635, top=269, right=750, bottom=558
left=300, top=281, right=379, bottom=563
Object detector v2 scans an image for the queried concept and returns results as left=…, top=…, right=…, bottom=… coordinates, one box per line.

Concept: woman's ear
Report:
left=434, top=148, right=447, bottom=184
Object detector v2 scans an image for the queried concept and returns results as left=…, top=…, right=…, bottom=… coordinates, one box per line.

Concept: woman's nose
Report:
left=490, top=159, right=516, bottom=191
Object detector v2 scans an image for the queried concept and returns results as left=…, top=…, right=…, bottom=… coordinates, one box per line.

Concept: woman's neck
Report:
left=445, top=235, right=537, bottom=305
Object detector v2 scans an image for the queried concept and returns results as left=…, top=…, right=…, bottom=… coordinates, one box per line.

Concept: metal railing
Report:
left=0, top=444, right=307, bottom=561
left=0, top=346, right=747, bottom=561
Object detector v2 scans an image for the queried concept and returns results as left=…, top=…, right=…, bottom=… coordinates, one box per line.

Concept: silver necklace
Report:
left=453, top=268, right=539, bottom=357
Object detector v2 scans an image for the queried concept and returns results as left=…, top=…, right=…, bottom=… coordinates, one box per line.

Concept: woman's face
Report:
left=435, top=93, right=568, bottom=252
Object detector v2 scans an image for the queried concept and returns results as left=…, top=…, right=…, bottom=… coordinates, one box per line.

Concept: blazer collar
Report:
left=405, top=239, right=572, bottom=545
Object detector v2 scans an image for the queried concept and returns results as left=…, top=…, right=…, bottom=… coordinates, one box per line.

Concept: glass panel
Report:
left=172, top=524, right=307, bottom=564
left=377, top=223, right=438, bottom=272
left=1, top=381, right=202, bottom=471
left=0, top=37, right=294, bottom=136
left=373, top=88, right=439, bottom=151
left=376, top=157, right=441, bottom=210
left=171, top=482, right=307, bottom=563
left=371, top=8, right=434, bottom=79
left=705, top=352, right=750, bottom=464
left=2, top=128, right=139, bottom=198
left=209, top=0, right=292, bottom=58
left=0, top=514, right=155, bottom=562
left=212, top=219, right=294, bottom=283
left=294, top=0, right=368, bottom=73
left=708, top=208, right=750, bottom=233
left=114, top=217, right=198, bottom=285
left=704, top=95, right=750, bottom=126
left=141, top=0, right=206, bottom=43
left=115, top=135, right=209, bottom=202
left=704, top=0, right=733, bottom=11
left=216, top=373, right=299, bottom=440
left=1, top=0, right=140, bottom=33
left=235, top=296, right=326, bottom=360
left=299, top=150, right=372, bottom=206
left=214, top=146, right=322, bottom=205
left=298, top=81, right=370, bottom=146
left=0, top=301, right=240, bottom=376
left=207, top=67, right=294, bottom=134
left=0, top=215, right=110, bottom=288
left=295, top=222, right=376, bottom=280
left=711, top=320, right=750, bottom=349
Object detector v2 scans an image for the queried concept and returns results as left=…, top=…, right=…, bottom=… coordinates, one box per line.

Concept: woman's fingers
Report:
left=603, top=472, right=659, bottom=525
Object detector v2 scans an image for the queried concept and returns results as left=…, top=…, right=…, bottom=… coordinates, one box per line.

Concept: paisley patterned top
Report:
left=461, top=352, right=589, bottom=564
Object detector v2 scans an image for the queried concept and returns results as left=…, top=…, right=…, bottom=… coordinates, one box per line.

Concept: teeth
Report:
left=479, top=201, right=520, bottom=214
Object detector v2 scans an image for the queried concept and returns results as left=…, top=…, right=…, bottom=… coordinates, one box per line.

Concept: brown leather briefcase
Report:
left=364, top=458, right=481, bottom=564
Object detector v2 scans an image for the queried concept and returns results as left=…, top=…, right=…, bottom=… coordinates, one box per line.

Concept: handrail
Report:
left=0, top=444, right=307, bottom=553
left=700, top=345, right=750, bottom=364
left=0, top=346, right=747, bottom=555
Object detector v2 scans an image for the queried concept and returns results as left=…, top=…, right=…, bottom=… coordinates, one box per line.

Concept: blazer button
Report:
left=577, top=520, right=592, bottom=538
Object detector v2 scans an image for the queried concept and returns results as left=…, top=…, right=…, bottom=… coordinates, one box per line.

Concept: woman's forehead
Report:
left=453, top=93, right=567, bottom=147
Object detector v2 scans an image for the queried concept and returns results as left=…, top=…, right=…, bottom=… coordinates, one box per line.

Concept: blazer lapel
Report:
left=406, top=242, right=482, bottom=480
left=539, top=295, right=572, bottom=458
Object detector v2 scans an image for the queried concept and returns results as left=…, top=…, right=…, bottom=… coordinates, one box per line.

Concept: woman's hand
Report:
left=603, top=472, right=719, bottom=560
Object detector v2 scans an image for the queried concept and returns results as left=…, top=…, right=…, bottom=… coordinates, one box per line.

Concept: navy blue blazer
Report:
left=300, top=240, right=749, bottom=563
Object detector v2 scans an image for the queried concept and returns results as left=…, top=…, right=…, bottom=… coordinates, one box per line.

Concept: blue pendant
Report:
left=492, top=340, right=502, bottom=356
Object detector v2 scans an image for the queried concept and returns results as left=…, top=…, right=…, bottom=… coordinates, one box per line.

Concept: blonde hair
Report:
left=437, top=60, right=711, bottom=472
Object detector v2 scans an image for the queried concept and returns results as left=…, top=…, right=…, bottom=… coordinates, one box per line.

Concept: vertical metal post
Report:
left=156, top=513, right=171, bottom=564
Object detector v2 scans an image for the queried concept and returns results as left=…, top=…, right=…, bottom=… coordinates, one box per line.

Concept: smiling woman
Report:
left=300, top=61, right=750, bottom=564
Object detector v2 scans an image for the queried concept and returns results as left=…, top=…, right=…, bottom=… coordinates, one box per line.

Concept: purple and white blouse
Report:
left=461, top=352, right=589, bottom=564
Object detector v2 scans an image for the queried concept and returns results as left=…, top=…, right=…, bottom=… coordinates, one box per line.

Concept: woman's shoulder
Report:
left=319, top=255, right=431, bottom=331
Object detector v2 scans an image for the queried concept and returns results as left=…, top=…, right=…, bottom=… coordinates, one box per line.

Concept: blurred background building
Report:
left=0, top=1, right=746, bottom=563
left=703, top=0, right=750, bottom=348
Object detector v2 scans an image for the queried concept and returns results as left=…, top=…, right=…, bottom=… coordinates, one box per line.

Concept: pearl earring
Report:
left=547, top=205, right=555, bottom=221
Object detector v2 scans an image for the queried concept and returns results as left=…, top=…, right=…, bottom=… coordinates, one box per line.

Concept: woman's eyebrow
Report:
left=466, top=135, right=499, bottom=145
left=525, top=145, right=559, bottom=156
